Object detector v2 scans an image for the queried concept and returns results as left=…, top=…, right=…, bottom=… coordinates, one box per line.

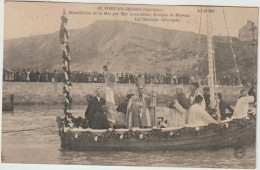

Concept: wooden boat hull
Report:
left=57, top=116, right=256, bottom=151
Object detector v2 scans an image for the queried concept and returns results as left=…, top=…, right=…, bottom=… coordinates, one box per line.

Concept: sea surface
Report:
left=1, top=105, right=256, bottom=168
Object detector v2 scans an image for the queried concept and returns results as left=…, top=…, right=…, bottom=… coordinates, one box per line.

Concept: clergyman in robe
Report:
left=126, top=76, right=152, bottom=129
left=167, top=86, right=189, bottom=127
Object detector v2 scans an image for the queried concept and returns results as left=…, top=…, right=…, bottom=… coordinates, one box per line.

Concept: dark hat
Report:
left=191, top=81, right=199, bottom=88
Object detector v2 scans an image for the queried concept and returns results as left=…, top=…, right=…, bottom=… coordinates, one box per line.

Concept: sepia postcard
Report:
left=1, top=1, right=258, bottom=169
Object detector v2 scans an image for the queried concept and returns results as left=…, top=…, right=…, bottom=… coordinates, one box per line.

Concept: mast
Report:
left=206, top=7, right=216, bottom=107
left=206, top=7, right=221, bottom=120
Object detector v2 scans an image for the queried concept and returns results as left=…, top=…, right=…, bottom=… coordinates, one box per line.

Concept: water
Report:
left=2, top=105, right=256, bottom=168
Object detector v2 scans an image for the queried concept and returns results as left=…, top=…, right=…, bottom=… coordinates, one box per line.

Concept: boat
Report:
left=56, top=112, right=256, bottom=151
left=56, top=8, right=257, bottom=152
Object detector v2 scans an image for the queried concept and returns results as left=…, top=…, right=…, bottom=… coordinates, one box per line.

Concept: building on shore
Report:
left=239, top=20, right=258, bottom=41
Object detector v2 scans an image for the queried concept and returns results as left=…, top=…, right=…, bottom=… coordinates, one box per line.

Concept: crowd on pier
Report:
left=3, top=68, right=252, bottom=86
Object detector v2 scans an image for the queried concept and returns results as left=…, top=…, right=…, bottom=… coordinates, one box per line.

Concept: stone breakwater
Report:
left=2, top=82, right=244, bottom=105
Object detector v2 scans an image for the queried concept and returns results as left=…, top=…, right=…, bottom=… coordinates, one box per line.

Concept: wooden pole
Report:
left=60, top=9, right=73, bottom=123
left=207, top=7, right=221, bottom=120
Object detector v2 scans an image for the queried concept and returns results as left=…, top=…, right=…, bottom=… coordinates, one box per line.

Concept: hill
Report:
left=3, top=20, right=256, bottom=78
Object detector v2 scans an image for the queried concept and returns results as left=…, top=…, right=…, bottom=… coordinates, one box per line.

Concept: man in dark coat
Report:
left=218, top=93, right=234, bottom=120
left=203, top=86, right=211, bottom=112
left=92, top=106, right=111, bottom=129
left=116, top=94, right=135, bottom=114
left=85, top=88, right=105, bottom=128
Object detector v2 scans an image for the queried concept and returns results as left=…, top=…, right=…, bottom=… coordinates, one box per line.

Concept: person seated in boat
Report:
left=186, top=95, right=217, bottom=126
left=126, top=76, right=152, bottom=129
left=92, top=105, right=111, bottom=129
left=233, top=89, right=254, bottom=119
left=166, top=86, right=189, bottom=127
left=186, top=82, right=206, bottom=110
left=217, top=93, right=234, bottom=120
left=85, top=88, right=105, bottom=128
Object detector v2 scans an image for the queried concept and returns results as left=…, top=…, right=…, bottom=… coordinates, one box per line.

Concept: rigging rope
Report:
left=222, top=8, right=242, bottom=86
left=251, top=22, right=257, bottom=84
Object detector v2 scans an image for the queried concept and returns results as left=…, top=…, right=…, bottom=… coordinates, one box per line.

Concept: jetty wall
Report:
left=2, top=82, right=244, bottom=105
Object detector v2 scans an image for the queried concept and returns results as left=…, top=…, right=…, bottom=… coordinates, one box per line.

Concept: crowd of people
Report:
left=2, top=68, right=252, bottom=86
left=219, top=73, right=252, bottom=86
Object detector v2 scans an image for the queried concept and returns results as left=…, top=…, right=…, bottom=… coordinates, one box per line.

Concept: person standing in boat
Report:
left=186, top=82, right=206, bottom=110
left=167, top=86, right=189, bottom=127
left=126, top=76, right=152, bottom=129
left=116, top=94, right=135, bottom=126
left=202, top=86, right=218, bottom=118
left=203, top=87, right=211, bottom=112
left=91, top=105, right=112, bottom=129
left=217, top=93, right=234, bottom=120
left=85, top=88, right=105, bottom=128
left=186, top=95, right=217, bottom=126
left=233, top=89, right=254, bottom=119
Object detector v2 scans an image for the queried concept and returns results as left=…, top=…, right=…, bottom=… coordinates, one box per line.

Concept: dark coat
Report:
left=219, top=99, right=234, bottom=120
left=85, top=97, right=105, bottom=128
left=116, top=100, right=128, bottom=114
left=203, top=94, right=211, bottom=111
left=91, top=112, right=110, bottom=129
left=177, top=94, right=189, bottom=109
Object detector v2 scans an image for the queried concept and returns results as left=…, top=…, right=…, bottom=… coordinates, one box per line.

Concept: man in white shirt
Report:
left=233, top=89, right=254, bottom=119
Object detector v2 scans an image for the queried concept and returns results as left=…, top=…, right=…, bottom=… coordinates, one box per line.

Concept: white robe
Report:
left=168, top=101, right=187, bottom=127
left=126, top=94, right=151, bottom=128
left=104, top=70, right=117, bottom=123
left=233, top=96, right=254, bottom=119
left=186, top=90, right=206, bottom=111
left=186, top=104, right=217, bottom=126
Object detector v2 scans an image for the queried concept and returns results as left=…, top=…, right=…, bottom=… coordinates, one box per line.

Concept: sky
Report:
left=4, top=1, right=259, bottom=40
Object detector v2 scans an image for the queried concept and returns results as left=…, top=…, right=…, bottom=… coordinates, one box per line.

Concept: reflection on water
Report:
left=2, top=105, right=256, bottom=168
